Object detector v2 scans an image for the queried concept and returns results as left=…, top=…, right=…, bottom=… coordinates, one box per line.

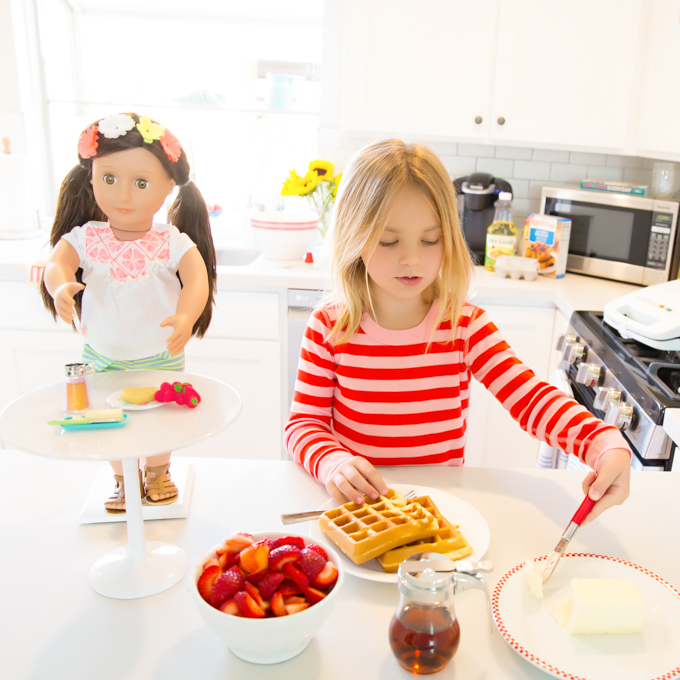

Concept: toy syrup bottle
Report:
left=484, top=191, right=516, bottom=271
left=389, top=554, right=490, bottom=674
left=63, top=362, right=95, bottom=414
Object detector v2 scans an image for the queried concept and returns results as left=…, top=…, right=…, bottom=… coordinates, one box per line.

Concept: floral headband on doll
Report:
left=77, top=113, right=183, bottom=164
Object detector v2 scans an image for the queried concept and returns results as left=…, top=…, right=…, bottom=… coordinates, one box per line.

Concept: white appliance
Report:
left=603, top=279, right=680, bottom=351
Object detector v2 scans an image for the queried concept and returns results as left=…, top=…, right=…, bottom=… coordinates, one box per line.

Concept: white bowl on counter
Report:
left=191, top=531, right=344, bottom=664
left=250, top=212, right=319, bottom=261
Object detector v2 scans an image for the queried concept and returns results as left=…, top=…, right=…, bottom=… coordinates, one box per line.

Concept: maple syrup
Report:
left=389, top=604, right=460, bottom=674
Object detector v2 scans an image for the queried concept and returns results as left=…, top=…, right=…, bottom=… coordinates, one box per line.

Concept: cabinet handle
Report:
left=497, top=116, right=506, bottom=126
left=474, top=116, right=483, bottom=124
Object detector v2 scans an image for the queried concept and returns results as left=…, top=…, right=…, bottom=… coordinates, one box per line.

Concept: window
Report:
left=35, top=0, right=323, bottom=239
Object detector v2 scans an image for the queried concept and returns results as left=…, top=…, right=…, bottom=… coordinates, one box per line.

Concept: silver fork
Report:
left=280, top=489, right=418, bottom=525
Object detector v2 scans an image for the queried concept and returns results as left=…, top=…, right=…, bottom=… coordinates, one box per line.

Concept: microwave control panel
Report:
left=645, top=212, right=674, bottom=270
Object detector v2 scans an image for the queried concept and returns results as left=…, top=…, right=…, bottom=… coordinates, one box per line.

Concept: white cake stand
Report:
left=0, top=370, right=241, bottom=600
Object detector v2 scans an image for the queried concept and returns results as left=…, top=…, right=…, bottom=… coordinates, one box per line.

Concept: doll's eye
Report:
left=104, top=174, right=116, bottom=185
left=135, top=179, right=148, bottom=189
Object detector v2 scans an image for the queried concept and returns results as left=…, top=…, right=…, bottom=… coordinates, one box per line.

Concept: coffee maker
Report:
left=453, top=173, right=513, bottom=264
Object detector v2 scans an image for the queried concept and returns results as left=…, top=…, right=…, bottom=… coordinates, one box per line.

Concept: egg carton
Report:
left=494, top=255, right=539, bottom=281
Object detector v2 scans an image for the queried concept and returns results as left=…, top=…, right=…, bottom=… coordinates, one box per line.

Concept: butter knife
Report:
left=542, top=493, right=596, bottom=585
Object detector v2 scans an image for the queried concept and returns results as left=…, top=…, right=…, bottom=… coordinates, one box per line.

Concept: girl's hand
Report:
left=580, top=447, right=631, bottom=525
left=160, top=314, right=192, bottom=356
left=53, top=282, right=85, bottom=324
left=326, top=457, right=390, bottom=505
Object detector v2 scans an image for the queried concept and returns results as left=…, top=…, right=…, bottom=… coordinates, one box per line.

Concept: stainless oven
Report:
left=540, top=187, right=680, bottom=285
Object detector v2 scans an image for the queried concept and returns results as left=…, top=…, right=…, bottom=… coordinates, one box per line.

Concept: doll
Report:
left=41, top=112, right=216, bottom=513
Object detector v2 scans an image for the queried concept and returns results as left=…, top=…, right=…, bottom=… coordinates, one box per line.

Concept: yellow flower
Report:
left=308, top=159, right=334, bottom=181
left=299, top=170, right=320, bottom=195
left=281, top=170, right=306, bottom=196
left=331, top=173, right=342, bottom=197
left=136, top=115, right=165, bottom=144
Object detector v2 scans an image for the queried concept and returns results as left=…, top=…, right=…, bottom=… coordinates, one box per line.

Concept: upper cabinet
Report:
left=339, top=0, right=678, bottom=159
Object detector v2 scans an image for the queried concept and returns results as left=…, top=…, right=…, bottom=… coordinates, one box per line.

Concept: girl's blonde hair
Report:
left=328, top=138, right=473, bottom=344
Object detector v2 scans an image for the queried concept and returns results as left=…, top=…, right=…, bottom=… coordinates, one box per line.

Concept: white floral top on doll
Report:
left=61, top=221, right=196, bottom=360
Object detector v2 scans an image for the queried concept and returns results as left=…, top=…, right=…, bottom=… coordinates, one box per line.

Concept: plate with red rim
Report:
left=492, top=553, right=680, bottom=680
left=307, top=483, right=490, bottom=584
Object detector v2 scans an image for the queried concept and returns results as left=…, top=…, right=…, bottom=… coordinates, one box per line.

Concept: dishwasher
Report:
left=288, top=289, right=324, bottom=411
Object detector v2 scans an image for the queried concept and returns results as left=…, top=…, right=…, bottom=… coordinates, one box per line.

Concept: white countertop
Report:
left=0, top=233, right=641, bottom=316
left=2, top=452, right=679, bottom=680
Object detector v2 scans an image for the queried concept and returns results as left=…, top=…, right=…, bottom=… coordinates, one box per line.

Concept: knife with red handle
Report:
left=541, top=494, right=597, bottom=585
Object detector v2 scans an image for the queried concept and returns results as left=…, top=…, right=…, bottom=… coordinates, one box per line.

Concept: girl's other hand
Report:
left=53, top=282, right=85, bottom=324
left=326, top=457, right=390, bottom=505
left=160, top=313, right=192, bottom=356
left=580, top=447, right=631, bottom=525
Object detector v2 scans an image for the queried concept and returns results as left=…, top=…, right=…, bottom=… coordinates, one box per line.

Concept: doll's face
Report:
left=91, top=147, right=176, bottom=238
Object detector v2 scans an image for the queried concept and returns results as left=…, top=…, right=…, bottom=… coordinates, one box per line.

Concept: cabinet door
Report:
left=491, top=0, right=646, bottom=151
left=635, top=0, right=680, bottom=160
left=341, top=0, right=499, bottom=139
left=183, top=337, right=283, bottom=461
left=465, top=305, right=555, bottom=468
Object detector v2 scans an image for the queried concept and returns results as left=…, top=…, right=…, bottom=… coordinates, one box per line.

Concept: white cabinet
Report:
left=465, top=304, right=555, bottom=468
left=340, top=0, right=647, bottom=153
left=635, top=0, right=680, bottom=161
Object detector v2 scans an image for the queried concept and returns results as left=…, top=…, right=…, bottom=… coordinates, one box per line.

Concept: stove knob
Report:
left=604, top=401, right=634, bottom=430
left=593, top=386, right=621, bottom=411
left=576, top=362, right=602, bottom=387
left=563, top=341, right=585, bottom=365
left=556, top=333, right=577, bottom=351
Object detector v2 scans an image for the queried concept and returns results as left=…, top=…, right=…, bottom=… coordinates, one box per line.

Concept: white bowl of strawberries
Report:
left=192, top=530, right=344, bottom=664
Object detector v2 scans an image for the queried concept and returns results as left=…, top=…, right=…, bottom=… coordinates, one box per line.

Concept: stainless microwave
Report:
left=540, top=187, right=680, bottom=285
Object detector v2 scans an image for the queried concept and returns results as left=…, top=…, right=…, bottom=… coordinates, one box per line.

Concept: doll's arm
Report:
left=159, top=246, right=209, bottom=356
left=43, top=240, right=85, bottom=324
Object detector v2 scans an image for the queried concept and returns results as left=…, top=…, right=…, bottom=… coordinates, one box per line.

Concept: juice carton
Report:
left=524, top=214, right=572, bottom=279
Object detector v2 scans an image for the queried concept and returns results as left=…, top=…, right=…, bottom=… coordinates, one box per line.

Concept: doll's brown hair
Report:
left=40, top=112, right=216, bottom=338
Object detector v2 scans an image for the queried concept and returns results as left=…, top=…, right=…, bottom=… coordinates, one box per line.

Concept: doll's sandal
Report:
left=104, top=470, right=143, bottom=514
left=144, top=463, right=178, bottom=505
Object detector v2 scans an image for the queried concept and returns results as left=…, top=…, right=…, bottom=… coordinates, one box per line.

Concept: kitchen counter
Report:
left=2, top=451, right=678, bottom=680
left=1, top=234, right=642, bottom=317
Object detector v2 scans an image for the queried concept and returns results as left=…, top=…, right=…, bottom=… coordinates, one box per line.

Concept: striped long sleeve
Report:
left=284, top=301, right=629, bottom=485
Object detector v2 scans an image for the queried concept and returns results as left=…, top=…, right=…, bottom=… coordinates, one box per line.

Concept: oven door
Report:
left=541, top=188, right=680, bottom=285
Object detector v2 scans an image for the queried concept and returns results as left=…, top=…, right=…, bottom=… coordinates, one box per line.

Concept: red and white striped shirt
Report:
left=285, top=300, right=629, bottom=485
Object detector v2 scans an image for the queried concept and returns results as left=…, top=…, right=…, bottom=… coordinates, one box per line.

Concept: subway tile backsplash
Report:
left=319, top=128, right=655, bottom=231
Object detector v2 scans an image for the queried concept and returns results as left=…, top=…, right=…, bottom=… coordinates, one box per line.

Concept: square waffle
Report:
left=377, top=495, right=473, bottom=573
left=318, top=494, right=439, bottom=565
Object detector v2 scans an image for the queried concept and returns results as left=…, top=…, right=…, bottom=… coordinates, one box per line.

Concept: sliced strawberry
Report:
left=270, top=591, right=287, bottom=617
left=256, top=572, right=285, bottom=600
left=217, top=551, right=237, bottom=570
left=271, top=536, right=306, bottom=550
left=224, top=532, right=254, bottom=553
left=244, top=582, right=265, bottom=608
left=299, top=548, right=326, bottom=580
left=303, top=586, right=327, bottom=605
left=285, top=602, right=310, bottom=615
left=239, top=543, right=270, bottom=574
left=227, top=564, right=246, bottom=578
left=219, top=599, right=239, bottom=616
left=210, top=570, right=245, bottom=608
left=276, top=579, right=302, bottom=596
left=306, top=543, right=328, bottom=562
left=269, top=545, right=302, bottom=571
left=283, top=563, right=309, bottom=591
left=312, top=561, right=339, bottom=589
left=234, top=591, right=265, bottom=619
left=197, top=564, right=222, bottom=603
left=202, top=558, right=220, bottom=570
left=283, top=595, right=307, bottom=605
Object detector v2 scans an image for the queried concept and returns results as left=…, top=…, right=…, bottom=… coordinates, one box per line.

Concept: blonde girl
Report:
left=285, top=139, right=631, bottom=525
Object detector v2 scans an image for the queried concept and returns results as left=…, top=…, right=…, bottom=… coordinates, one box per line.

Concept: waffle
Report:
left=377, top=495, right=473, bottom=573
left=318, top=494, right=439, bottom=565
left=121, top=386, right=157, bottom=405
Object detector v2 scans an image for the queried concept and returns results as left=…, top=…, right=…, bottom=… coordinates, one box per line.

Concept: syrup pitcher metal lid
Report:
left=64, top=362, right=95, bottom=377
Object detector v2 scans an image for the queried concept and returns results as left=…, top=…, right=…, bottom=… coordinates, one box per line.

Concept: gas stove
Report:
left=560, top=311, right=677, bottom=471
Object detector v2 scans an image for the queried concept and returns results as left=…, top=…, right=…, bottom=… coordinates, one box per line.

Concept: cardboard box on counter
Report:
left=524, top=214, right=571, bottom=279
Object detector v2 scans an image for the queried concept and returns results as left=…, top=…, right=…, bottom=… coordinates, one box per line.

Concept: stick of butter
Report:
left=524, top=559, right=544, bottom=599
left=552, top=579, right=644, bottom=635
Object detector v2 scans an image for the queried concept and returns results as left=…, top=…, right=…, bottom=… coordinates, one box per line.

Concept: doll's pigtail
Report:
left=167, top=181, right=216, bottom=337
left=40, top=163, right=106, bottom=321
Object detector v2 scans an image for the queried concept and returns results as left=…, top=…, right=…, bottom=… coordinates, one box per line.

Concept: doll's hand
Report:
left=326, top=457, right=390, bottom=505
left=580, top=447, right=631, bottom=526
left=160, top=314, right=192, bottom=356
left=53, top=282, right=85, bottom=324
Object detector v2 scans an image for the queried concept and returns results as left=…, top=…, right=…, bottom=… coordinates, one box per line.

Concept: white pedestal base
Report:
left=89, top=541, right=188, bottom=599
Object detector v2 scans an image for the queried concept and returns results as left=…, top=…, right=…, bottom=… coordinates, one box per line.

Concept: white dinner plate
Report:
left=106, top=390, right=165, bottom=411
left=308, top=483, right=490, bottom=584
left=493, top=553, right=680, bottom=680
